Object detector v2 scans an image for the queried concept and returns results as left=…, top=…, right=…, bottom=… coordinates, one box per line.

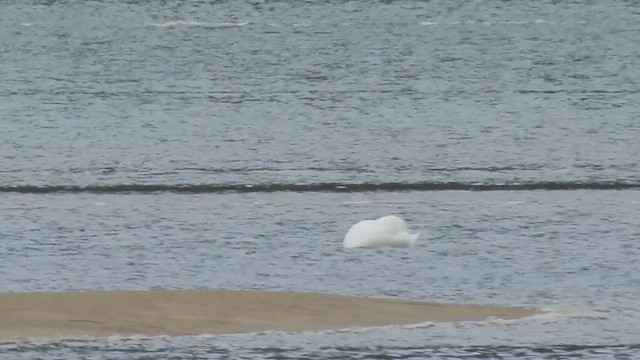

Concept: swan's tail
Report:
left=408, top=233, right=419, bottom=246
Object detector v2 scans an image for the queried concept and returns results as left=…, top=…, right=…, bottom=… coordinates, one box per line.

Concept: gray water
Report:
left=1, top=0, right=640, bottom=358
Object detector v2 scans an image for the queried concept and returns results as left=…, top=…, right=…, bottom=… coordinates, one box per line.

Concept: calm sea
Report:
left=1, top=0, right=639, bottom=358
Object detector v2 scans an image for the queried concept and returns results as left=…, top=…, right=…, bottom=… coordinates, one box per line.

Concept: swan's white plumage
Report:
left=343, top=215, right=419, bottom=248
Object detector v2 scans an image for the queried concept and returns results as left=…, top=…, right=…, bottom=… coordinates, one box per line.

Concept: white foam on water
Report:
left=350, top=307, right=607, bottom=332
left=343, top=215, right=419, bottom=248
left=470, top=307, right=608, bottom=327
left=535, top=307, right=608, bottom=320
left=202, top=21, right=250, bottom=29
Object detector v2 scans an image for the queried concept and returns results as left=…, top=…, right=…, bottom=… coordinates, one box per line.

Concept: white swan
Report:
left=343, top=215, right=419, bottom=248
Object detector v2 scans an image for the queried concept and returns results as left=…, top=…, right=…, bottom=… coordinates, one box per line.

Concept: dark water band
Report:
left=1, top=182, right=639, bottom=194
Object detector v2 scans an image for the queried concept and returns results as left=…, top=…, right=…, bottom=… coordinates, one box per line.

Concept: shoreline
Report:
left=0, top=289, right=540, bottom=341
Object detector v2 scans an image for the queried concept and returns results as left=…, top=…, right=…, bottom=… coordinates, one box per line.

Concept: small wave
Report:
left=393, top=307, right=605, bottom=330
left=1, top=181, right=639, bottom=194
left=535, top=307, right=609, bottom=320
left=476, top=307, right=609, bottom=327
left=420, top=19, right=551, bottom=27
left=148, top=20, right=250, bottom=28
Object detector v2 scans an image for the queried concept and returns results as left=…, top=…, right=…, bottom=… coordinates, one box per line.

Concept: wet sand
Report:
left=0, top=290, right=539, bottom=341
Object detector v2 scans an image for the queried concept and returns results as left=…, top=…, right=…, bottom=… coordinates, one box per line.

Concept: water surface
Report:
left=1, top=0, right=639, bottom=358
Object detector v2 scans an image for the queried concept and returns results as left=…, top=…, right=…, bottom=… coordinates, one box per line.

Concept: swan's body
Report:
left=343, top=215, right=419, bottom=248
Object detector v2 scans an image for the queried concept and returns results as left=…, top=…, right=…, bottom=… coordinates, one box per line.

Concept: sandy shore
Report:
left=0, top=290, right=539, bottom=341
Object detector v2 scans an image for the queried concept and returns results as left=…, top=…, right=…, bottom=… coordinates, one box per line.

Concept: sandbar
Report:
left=0, top=290, right=539, bottom=341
